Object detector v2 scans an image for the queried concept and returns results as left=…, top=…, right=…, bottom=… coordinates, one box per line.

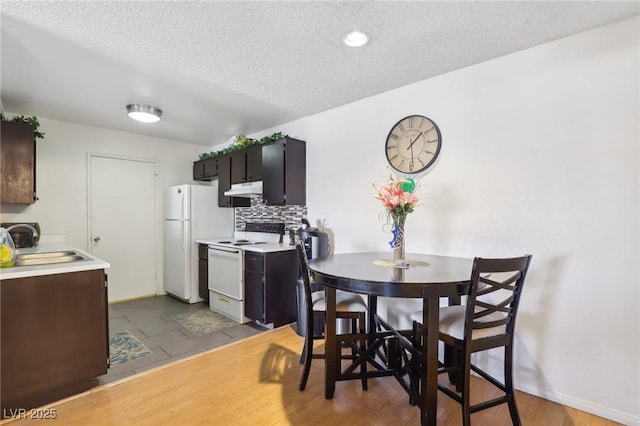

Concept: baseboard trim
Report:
left=516, top=383, right=639, bottom=426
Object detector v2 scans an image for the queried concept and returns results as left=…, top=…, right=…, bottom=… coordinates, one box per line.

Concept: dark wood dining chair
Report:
left=295, top=242, right=368, bottom=391
left=410, top=255, right=532, bottom=426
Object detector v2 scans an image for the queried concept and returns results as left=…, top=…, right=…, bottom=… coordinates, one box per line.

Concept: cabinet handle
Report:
left=219, top=296, right=229, bottom=304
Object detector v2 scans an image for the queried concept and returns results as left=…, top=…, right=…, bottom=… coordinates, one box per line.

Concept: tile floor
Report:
left=94, top=295, right=267, bottom=386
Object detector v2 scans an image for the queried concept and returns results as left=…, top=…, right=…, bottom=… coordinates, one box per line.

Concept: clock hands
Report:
left=407, top=132, right=422, bottom=172
left=407, top=132, right=423, bottom=150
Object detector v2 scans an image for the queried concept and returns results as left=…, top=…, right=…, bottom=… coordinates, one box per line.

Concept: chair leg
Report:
left=299, top=341, right=306, bottom=365
left=409, top=320, right=421, bottom=406
left=359, top=313, right=368, bottom=391
left=444, top=343, right=463, bottom=392
left=299, top=327, right=314, bottom=391
left=461, top=349, right=472, bottom=426
left=504, top=344, right=522, bottom=426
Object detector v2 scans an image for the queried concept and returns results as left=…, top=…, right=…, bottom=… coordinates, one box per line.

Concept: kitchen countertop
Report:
left=0, top=243, right=110, bottom=280
left=242, top=243, right=295, bottom=253
left=196, top=239, right=295, bottom=253
left=195, top=237, right=233, bottom=245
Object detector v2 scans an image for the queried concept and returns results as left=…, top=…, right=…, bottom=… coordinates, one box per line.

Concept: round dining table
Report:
left=307, top=252, right=473, bottom=426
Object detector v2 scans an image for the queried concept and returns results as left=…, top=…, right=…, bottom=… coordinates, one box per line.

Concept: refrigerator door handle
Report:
left=181, top=191, right=185, bottom=220
left=181, top=221, right=187, bottom=252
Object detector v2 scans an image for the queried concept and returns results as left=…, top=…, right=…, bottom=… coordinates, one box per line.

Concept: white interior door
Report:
left=89, top=154, right=157, bottom=302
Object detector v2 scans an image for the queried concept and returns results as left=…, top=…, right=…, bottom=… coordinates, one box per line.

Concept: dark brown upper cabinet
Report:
left=217, top=154, right=249, bottom=208
left=245, top=145, right=262, bottom=182
left=230, top=145, right=262, bottom=184
left=230, top=150, right=246, bottom=184
left=196, top=136, right=305, bottom=207
left=1, top=121, right=37, bottom=204
left=192, top=158, right=218, bottom=181
left=262, top=137, right=306, bottom=206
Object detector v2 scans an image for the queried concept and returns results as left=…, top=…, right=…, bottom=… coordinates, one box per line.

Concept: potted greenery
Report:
left=1, top=115, right=45, bottom=139
left=198, top=131, right=286, bottom=160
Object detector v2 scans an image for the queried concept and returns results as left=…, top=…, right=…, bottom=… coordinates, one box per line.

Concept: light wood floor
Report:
left=2, top=326, right=620, bottom=426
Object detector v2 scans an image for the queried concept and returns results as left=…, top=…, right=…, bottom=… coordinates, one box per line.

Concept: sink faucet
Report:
left=6, top=224, right=39, bottom=238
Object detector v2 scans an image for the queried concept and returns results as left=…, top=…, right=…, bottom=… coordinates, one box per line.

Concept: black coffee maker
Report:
left=296, top=218, right=329, bottom=260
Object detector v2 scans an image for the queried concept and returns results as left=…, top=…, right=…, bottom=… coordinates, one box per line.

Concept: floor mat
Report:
left=110, top=330, right=153, bottom=365
left=172, top=310, right=239, bottom=337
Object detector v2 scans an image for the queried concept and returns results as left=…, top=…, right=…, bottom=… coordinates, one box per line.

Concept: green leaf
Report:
left=6, top=115, right=45, bottom=139
left=196, top=131, right=288, bottom=160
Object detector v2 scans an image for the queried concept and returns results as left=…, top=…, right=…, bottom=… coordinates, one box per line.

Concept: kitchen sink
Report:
left=14, top=250, right=88, bottom=266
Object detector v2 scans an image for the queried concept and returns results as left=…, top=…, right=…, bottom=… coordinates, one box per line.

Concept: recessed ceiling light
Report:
left=126, top=104, right=162, bottom=123
left=342, top=30, right=369, bottom=47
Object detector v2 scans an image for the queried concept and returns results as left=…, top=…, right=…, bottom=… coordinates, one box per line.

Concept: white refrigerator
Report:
left=164, top=183, right=233, bottom=303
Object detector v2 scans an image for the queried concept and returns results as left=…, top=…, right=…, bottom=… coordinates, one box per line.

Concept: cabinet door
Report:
left=263, top=250, right=298, bottom=327
left=282, top=138, right=306, bottom=206
left=217, top=155, right=232, bottom=207
left=192, top=160, right=205, bottom=180
left=262, top=141, right=286, bottom=205
left=246, top=145, right=262, bottom=182
left=1, top=269, right=108, bottom=413
left=244, top=270, right=265, bottom=321
left=230, top=151, right=247, bottom=184
left=0, top=121, right=36, bottom=204
left=198, top=258, right=209, bottom=301
left=203, top=158, right=218, bottom=178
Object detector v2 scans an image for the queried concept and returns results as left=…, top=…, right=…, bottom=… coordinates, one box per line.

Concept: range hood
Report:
left=223, top=181, right=263, bottom=198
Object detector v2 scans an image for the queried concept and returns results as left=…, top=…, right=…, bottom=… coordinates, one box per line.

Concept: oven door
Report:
left=208, top=245, right=242, bottom=300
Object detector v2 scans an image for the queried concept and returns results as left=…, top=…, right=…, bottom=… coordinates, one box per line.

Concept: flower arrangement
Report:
left=374, top=174, right=420, bottom=258
left=374, top=174, right=420, bottom=227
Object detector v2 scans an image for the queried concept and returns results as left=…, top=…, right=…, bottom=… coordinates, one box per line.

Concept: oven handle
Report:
left=208, top=245, right=240, bottom=254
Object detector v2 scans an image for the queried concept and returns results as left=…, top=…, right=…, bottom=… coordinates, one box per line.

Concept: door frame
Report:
left=86, top=152, right=160, bottom=297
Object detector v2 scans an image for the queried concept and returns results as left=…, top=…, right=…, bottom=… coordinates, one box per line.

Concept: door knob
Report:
left=93, top=236, right=101, bottom=242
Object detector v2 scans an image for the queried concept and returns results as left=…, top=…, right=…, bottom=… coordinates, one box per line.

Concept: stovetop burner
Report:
left=214, top=239, right=268, bottom=246
left=211, top=222, right=285, bottom=249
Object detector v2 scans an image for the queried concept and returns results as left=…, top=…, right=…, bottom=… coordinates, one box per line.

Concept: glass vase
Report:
left=390, top=215, right=406, bottom=261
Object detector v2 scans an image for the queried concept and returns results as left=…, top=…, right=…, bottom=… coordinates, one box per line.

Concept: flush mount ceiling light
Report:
left=342, top=30, right=370, bottom=47
left=126, top=104, right=162, bottom=123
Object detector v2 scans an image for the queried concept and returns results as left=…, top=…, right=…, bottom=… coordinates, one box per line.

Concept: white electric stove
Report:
left=206, top=223, right=285, bottom=323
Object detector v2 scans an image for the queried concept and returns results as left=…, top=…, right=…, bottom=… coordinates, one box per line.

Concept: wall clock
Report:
left=385, top=115, right=442, bottom=175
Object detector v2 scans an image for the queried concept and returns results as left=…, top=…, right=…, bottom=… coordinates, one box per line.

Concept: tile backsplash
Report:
left=235, top=197, right=307, bottom=231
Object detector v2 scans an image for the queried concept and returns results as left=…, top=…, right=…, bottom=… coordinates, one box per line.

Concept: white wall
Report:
left=253, top=17, right=639, bottom=424
left=0, top=118, right=207, bottom=293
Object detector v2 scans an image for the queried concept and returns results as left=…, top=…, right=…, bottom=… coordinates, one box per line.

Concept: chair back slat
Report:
left=295, top=242, right=315, bottom=320
left=464, top=255, right=532, bottom=341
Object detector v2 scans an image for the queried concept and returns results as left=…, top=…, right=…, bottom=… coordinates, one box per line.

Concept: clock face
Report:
left=385, top=115, right=442, bottom=174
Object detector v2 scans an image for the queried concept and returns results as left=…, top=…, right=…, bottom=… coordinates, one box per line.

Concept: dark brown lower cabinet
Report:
left=198, top=244, right=209, bottom=302
left=0, top=269, right=109, bottom=417
left=244, top=250, right=297, bottom=327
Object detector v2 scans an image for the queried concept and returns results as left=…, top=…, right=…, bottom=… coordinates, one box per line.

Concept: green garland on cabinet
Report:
left=1, top=115, right=45, bottom=139
left=198, top=132, right=287, bottom=160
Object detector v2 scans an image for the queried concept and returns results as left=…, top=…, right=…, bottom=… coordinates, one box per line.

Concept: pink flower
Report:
left=373, top=175, right=421, bottom=221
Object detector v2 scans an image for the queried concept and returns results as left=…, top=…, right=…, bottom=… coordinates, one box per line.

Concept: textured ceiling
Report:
left=1, top=1, right=638, bottom=146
